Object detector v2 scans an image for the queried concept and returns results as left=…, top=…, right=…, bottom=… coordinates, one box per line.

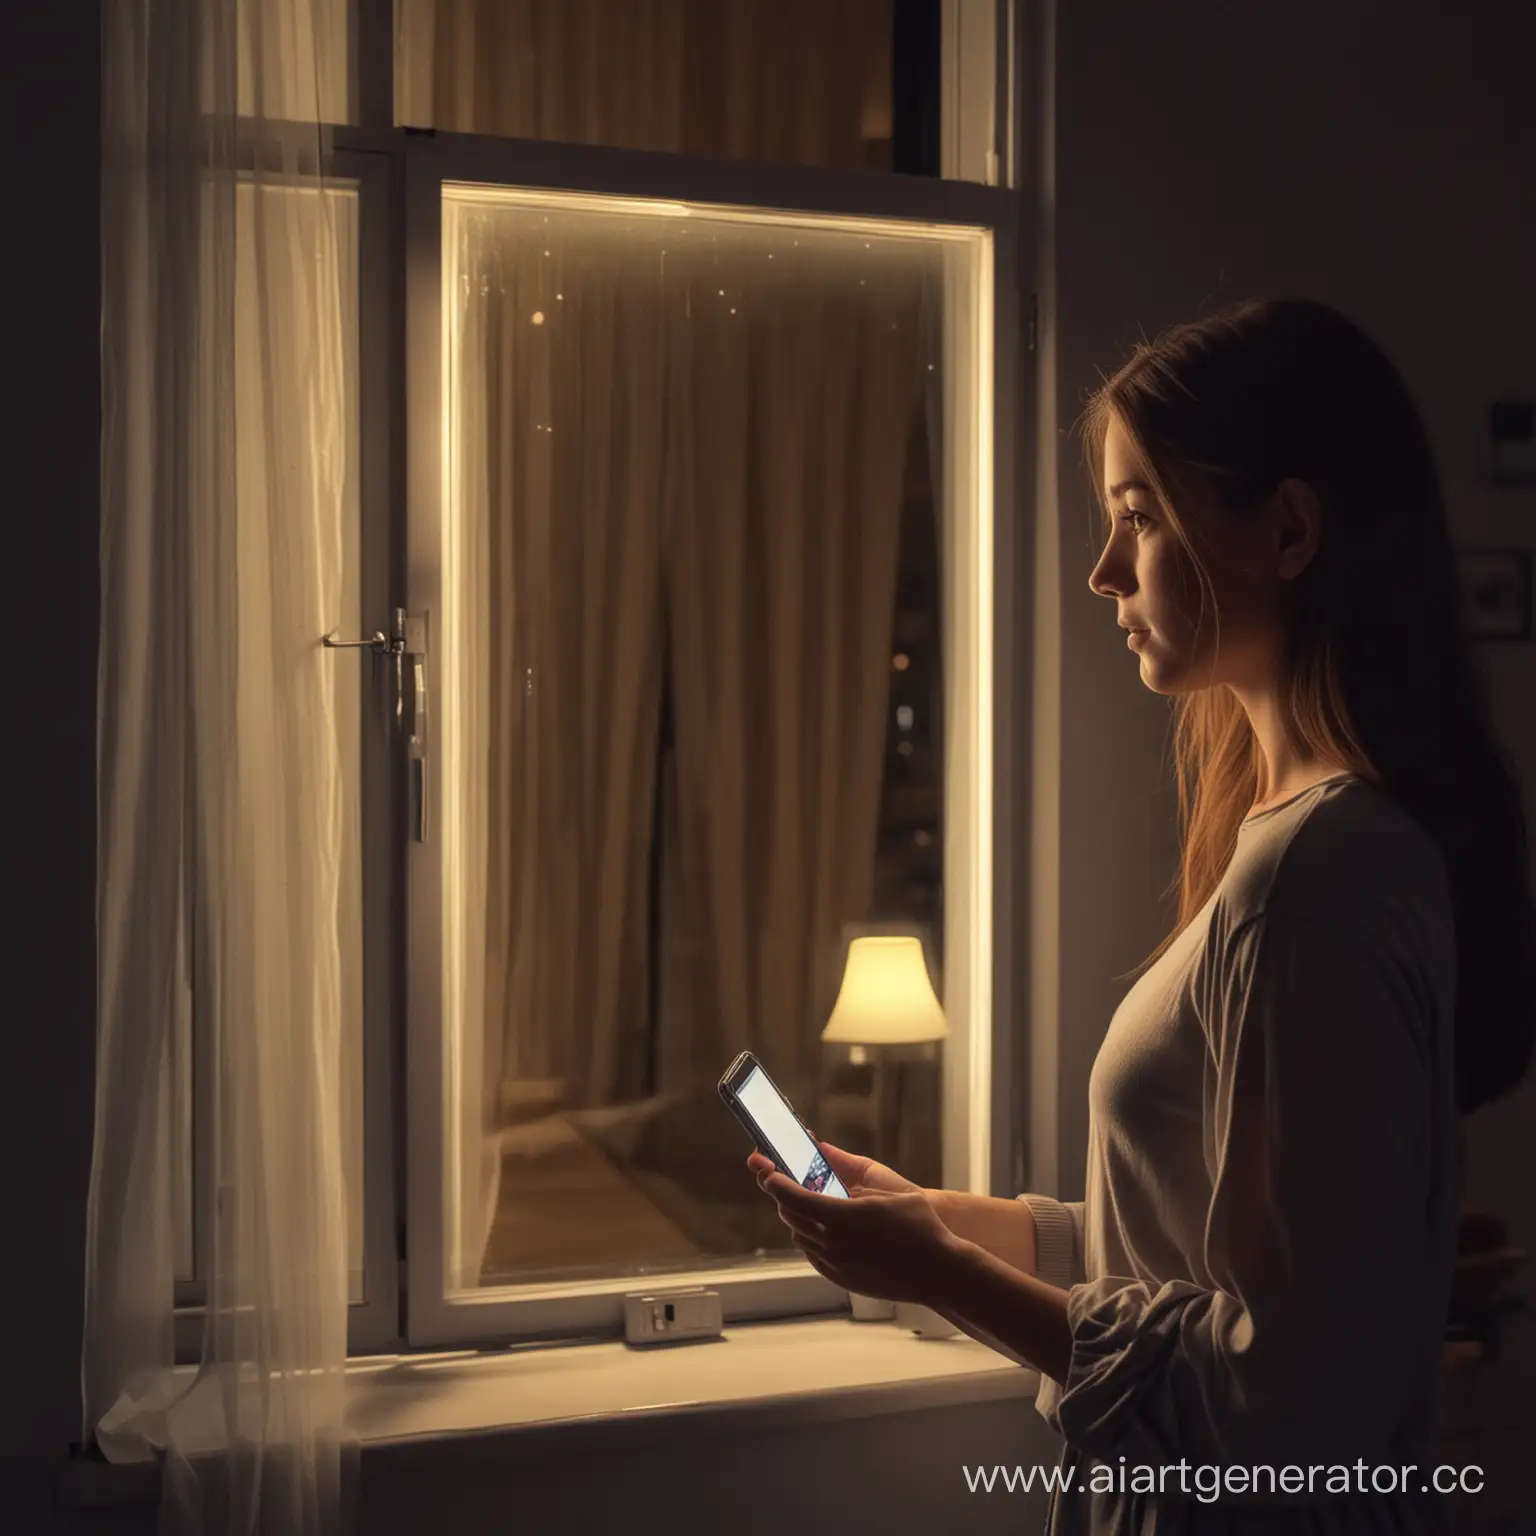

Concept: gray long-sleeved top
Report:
left=1017, top=773, right=1461, bottom=1533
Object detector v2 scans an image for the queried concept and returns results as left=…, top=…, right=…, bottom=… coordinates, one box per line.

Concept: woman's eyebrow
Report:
left=1106, top=478, right=1154, bottom=501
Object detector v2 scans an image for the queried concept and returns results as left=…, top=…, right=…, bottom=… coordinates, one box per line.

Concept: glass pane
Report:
left=440, top=185, right=983, bottom=1289
left=397, top=0, right=903, bottom=171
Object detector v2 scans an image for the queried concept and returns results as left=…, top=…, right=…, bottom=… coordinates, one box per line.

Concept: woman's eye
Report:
left=1119, top=509, right=1151, bottom=533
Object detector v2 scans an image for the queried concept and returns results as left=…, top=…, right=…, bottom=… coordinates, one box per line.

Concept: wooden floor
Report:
left=478, top=1113, right=703, bottom=1284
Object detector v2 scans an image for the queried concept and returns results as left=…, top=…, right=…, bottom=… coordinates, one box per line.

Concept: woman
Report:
left=750, top=296, right=1536, bottom=1532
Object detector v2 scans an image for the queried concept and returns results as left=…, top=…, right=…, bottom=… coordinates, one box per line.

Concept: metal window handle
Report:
left=322, top=607, right=429, bottom=843
left=321, top=618, right=405, bottom=722
left=319, top=610, right=416, bottom=691
left=321, top=628, right=392, bottom=652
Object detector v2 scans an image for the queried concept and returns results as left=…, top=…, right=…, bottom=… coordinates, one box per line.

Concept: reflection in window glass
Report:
left=440, top=187, right=980, bottom=1290
left=397, top=0, right=895, bottom=170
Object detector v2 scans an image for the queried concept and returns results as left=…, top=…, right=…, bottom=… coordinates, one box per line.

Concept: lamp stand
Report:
left=872, top=1048, right=917, bottom=1174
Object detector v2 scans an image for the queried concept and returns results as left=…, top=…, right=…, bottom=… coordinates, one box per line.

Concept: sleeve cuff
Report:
left=1037, top=1277, right=1208, bottom=1456
left=1019, top=1193, right=1080, bottom=1289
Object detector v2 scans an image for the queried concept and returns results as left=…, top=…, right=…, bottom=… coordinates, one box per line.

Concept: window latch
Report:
left=322, top=607, right=429, bottom=843
left=320, top=627, right=393, bottom=654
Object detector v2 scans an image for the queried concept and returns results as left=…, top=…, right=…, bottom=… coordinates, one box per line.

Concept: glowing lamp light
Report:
left=821, top=936, right=948, bottom=1047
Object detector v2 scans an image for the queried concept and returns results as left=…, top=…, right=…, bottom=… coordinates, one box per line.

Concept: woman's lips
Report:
left=1126, top=628, right=1150, bottom=649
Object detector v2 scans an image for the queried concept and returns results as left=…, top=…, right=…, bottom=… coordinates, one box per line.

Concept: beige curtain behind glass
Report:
left=453, top=206, right=669, bottom=1118
left=449, top=204, right=929, bottom=1280
left=664, top=243, right=927, bottom=1107
left=447, top=205, right=671, bottom=1282
left=397, top=0, right=893, bottom=169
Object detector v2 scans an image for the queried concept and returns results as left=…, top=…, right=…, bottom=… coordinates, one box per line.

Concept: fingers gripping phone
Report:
left=718, top=1050, right=849, bottom=1198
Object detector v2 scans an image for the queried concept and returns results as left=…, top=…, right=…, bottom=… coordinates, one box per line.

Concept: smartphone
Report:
left=718, top=1050, right=849, bottom=1198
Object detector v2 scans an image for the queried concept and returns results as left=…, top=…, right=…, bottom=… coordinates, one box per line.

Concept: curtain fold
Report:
left=664, top=242, right=928, bottom=1106
left=87, top=1, right=358, bottom=1531
left=446, top=202, right=669, bottom=1285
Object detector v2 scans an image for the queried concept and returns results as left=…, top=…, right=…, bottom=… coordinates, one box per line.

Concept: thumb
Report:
left=816, top=1141, right=865, bottom=1179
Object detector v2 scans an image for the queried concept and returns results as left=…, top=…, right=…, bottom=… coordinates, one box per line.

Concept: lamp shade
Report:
left=821, top=936, right=948, bottom=1046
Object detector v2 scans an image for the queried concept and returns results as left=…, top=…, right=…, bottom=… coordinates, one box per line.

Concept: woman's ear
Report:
left=1270, top=477, right=1323, bottom=581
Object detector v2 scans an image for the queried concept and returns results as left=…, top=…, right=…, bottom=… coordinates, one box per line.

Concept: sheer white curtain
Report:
left=86, top=1, right=358, bottom=1532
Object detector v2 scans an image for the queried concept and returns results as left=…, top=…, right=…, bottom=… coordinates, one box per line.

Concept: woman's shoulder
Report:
left=1215, top=777, right=1452, bottom=944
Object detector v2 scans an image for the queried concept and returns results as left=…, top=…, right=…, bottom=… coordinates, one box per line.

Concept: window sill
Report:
left=58, top=1315, right=1037, bottom=1506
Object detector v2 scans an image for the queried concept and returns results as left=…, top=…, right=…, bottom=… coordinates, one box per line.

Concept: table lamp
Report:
left=822, top=934, right=949, bottom=1051
left=821, top=935, right=949, bottom=1326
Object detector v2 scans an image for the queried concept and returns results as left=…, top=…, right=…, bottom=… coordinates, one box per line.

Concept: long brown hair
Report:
left=1079, top=296, right=1535, bottom=1114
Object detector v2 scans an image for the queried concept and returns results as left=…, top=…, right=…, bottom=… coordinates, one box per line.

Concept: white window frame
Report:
left=400, top=109, right=1029, bottom=1353
left=164, top=0, right=1032, bottom=1357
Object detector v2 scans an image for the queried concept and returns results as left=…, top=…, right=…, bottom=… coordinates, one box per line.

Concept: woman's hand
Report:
left=749, top=1149, right=965, bottom=1306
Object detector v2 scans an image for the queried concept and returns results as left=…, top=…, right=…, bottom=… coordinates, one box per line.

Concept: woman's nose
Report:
left=1089, top=542, right=1130, bottom=600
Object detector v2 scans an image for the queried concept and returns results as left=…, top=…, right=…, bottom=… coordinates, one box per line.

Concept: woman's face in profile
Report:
left=1088, top=415, right=1290, bottom=697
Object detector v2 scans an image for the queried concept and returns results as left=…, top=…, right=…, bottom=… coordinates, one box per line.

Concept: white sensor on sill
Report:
left=622, top=1286, right=725, bottom=1346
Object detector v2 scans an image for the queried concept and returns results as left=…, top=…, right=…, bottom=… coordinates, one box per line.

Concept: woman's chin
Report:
left=1134, top=646, right=1194, bottom=696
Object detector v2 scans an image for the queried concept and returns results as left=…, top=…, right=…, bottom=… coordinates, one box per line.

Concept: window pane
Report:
left=397, top=0, right=900, bottom=170
left=440, top=186, right=979, bottom=1290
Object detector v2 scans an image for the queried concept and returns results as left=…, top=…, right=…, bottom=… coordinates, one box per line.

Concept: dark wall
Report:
left=0, top=3, right=102, bottom=1527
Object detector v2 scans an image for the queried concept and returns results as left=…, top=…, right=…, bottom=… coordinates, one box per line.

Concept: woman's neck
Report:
left=1247, top=762, right=1354, bottom=815
left=1229, top=682, right=1348, bottom=809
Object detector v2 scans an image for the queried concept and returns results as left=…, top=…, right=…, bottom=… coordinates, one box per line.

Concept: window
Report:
left=183, top=0, right=1025, bottom=1356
